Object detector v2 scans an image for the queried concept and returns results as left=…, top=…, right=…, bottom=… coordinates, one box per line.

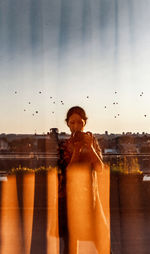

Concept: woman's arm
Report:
left=88, top=145, right=103, bottom=169
left=82, top=133, right=103, bottom=169
left=67, top=141, right=83, bottom=167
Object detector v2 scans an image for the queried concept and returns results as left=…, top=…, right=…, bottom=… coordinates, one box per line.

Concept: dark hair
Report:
left=65, top=106, right=88, bottom=124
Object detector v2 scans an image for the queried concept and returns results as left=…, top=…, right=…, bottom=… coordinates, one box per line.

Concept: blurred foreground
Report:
left=1, top=164, right=150, bottom=253
left=0, top=165, right=110, bottom=254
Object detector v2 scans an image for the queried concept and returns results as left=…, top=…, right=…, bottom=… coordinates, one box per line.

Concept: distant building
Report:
left=35, top=128, right=59, bottom=153
left=58, top=132, right=70, bottom=140
left=126, top=132, right=132, bottom=135
left=2, top=129, right=150, bottom=154
left=104, top=148, right=117, bottom=154
left=50, top=128, right=58, bottom=135
left=0, top=139, right=9, bottom=151
left=119, top=143, right=139, bottom=154
left=140, top=140, right=150, bottom=153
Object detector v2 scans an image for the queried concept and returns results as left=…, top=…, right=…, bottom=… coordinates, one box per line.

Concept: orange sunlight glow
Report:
left=66, top=163, right=110, bottom=254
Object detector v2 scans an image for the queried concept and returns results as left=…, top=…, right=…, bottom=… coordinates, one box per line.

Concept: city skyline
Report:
left=1, top=0, right=150, bottom=134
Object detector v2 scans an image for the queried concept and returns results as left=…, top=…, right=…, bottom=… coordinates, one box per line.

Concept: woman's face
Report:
left=67, top=113, right=85, bottom=133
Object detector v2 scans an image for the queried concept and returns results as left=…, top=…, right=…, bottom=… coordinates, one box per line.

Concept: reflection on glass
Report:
left=58, top=106, right=110, bottom=254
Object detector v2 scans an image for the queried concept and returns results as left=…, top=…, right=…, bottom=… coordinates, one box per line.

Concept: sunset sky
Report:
left=1, top=0, right=150, bottom=134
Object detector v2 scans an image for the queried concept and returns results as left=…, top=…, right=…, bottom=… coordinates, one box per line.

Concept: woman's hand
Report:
left=72, top=132, right=93, bottom=154
left=73, top=141, right=83, bottom=152
left=72, top=133, right=93, bottom=154
left=82, top=132, right=93, bottom=148
left=68, top=132, right=103, bottom=170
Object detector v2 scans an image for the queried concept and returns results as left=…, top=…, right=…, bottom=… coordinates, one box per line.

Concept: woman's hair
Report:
left=65, top=106, right=88, bottom=124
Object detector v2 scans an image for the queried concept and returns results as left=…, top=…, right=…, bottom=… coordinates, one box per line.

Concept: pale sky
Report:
left=1, top=0, right=150, bottom=134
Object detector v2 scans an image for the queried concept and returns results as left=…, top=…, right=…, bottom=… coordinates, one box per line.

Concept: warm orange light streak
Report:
left=47, top=168, right=59, bottom=254
left=93, top=165, right=110, bottom=254
left=22, top=173, right=35, bottom=254
left=0, top=175, right=23, bottom=254
left=66, top=163, right=110, bottom=254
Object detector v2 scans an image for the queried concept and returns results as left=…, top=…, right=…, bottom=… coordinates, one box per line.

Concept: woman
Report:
left=59, top=106, right=103, bottom=172
left=58, top=106, right=109, bottom=254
